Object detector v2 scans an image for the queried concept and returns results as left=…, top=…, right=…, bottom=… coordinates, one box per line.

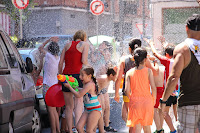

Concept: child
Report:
left=153, top=66, right=165, bottom=133
left=146, top=38, right=178, bottom=133
left=39, top=37, right=60, bottom=133
left=114, top=38, right=159, bottom=124
left=61, top=66, right=102, bottom=133
left=97, top=67, right=117, bottom=132
left=125, top=47, right=157, bottom=133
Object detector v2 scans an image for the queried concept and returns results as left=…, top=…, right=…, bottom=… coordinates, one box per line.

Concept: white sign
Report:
left=12, top=0, right=29, bottom=9
left=90, top=0, right=104, bottom=15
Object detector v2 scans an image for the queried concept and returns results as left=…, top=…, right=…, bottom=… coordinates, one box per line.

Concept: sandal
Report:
left=60, top=130, right=66, bottom=133
left=104, top=126, right=117, bottom=132
left=60, top=130, right=69, bottom=133
left=154, top=129, right=164, bottom=133
left=160, top=129, right=164, bottom=133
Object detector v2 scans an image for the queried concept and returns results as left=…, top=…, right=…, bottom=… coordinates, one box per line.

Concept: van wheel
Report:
left=32, top=108, right=41, bottom=133
left=8, top=122, right=14, bottom=133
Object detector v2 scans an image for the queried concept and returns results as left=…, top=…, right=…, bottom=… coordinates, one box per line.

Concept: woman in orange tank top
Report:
left=124, top=47, right=157, bottom=133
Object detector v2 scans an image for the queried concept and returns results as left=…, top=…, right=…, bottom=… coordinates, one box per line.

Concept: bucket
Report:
left=45, top=84, right=65, bottom=107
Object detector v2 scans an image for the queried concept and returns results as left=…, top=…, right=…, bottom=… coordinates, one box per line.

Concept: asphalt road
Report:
left=41, top=96, right=129, bottom=133
left=42, top=95, right=175, bottom=133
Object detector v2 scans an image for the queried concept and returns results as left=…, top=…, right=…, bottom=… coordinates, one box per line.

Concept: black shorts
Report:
left=166, top=95, right=177, bottom=106
left=62, top=74, right=83, bottom=92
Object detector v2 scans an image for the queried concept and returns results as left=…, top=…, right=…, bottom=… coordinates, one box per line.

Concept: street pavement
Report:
left=42, top=82, right=175, bottom=133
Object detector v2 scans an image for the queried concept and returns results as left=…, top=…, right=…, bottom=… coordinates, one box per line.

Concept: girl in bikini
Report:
left=61, top=66, right=103, bottom=133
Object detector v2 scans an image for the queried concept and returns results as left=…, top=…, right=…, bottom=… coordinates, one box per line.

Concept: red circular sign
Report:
left=12, top=0, right=29, bottom=9
left=90, top=0, right=104, bottom=15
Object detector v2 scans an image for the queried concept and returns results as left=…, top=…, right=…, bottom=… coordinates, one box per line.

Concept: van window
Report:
left=0, top=39, right=8, bottom=68
left=4, top=34, right=25, bottom=72
left=0, top=32, right=18, bottom=68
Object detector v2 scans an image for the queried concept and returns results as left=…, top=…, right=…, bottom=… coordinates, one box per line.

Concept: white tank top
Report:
left=43, top=52, right=60, bottom=87
left=186, top=38, right=200, bottom=65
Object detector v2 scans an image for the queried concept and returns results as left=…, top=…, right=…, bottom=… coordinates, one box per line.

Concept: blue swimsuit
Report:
left=83, top=93, right=102, bottom=114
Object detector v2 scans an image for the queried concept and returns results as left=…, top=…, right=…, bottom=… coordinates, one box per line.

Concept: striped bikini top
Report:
left=83, top=93, right=102, bottom=112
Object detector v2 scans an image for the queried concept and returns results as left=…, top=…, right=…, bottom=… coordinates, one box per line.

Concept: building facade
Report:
left=151, top=0, right=199, bottom=48
left=24, top=0, right=151, bottom=40
left=0, top=4, right=11, bottom=35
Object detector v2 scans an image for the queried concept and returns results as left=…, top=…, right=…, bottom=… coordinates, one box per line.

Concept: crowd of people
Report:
left=31, top=14, right=200, bottom=133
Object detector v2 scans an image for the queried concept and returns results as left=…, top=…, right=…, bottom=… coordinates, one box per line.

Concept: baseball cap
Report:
left=186, top=14, right=200, bottom=31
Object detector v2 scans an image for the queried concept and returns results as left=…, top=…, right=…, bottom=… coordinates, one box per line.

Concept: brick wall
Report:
left=34, top=0, right=113, bottom=11
left=34, top=0, right=87, bottom=8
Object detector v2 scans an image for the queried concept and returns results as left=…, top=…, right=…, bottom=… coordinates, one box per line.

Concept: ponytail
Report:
left=92, top=76, right=98, bottom=95
left=134, top=53, right=140, bottom=68
left=134, top=47, right=147, bottom=68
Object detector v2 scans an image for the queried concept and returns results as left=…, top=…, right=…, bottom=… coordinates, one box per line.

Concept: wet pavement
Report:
left=42, top=83, right=174, bottom=133
left=42, top=95, right=174, bottom=133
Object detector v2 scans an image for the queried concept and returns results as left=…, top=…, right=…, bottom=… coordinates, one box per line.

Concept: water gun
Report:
left=57, top=74, right=79, bottom=92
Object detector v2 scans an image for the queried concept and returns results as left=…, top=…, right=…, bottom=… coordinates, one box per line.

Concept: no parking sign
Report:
left=12, top=0, right=29, bottom=9
left=90, top=0, right=104, bottom=15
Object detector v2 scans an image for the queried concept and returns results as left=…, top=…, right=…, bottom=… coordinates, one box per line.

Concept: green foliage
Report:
left=0, top=0, right=36, bottom=21
left=10, top=35, right=18, bottom=44
left=163, top=8, right=200, bottom=25
left=163, top=7, right=200, bottom=34
left=0, top=0, right=37, bottom=38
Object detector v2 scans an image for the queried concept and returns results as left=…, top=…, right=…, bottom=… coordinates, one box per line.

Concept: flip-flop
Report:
left=153, top=129, right=164, bottom=133
left=104, top=126, right=117, bottom=132
left=61, top=130, right=69, bottom=133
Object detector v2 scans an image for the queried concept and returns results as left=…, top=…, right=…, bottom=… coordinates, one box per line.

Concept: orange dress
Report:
left=126, top=67, right=154, bottom=127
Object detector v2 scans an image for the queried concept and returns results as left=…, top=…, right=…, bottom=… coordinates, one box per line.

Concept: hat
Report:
left=186, top=14, right=200, bottom=31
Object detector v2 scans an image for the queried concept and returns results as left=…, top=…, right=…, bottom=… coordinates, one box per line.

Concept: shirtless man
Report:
left=161, top=14, right=200, bottom=133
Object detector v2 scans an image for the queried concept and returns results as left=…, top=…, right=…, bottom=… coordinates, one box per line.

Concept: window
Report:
left=0, top=38, right=8, bottom=68
left=5, top=34, right=24, bottom=67
left=0, top=32, right=18, bottom=68
left=5, top=33, right=25, bottom=72
left=163, top=7, right=200, bottom=44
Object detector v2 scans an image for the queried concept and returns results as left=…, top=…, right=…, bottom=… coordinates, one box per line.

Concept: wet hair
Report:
left=103, top=41, right=110, bottom=47
left=129, top=38, right=142, bottom=52
left=103, top=41, right=113, bottom=54
left=48, top=42, right=60, bottom=56
left=164, top=46, right=174, bottom=56
left=81, top=66, right=98, bottom=94
left=134, top=47, right=147, bottom=68
left=106, top=67, right=116, bottom=76
left=73, top=30, right=87, bottom=41
left=186, top=14, right=200, bottom=31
